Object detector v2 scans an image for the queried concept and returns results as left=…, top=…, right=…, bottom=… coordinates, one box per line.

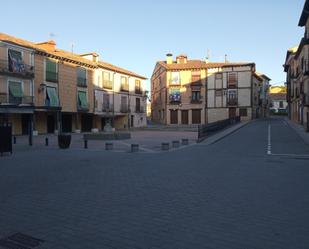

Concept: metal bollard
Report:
left=45, top=137, right=49, bottom=146
left=172, top=141, right=180, bottom=148
left=161, top=142, right=170, bottom=151
left=182, top=138, right=189, bottom=146
left=105, top=142, right=113, bottom=151
left=13, top=136, right=16, bottom=144
left=131, top=144, right=139, bottom=153
left=84, top=139, right=88, bottom=149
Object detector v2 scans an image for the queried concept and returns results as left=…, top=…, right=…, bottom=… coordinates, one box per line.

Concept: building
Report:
left=284, top=0, right=309, bottom=131
left=151, top=54, right=264, bottom=125
left=269, top=92, right=288, bottom=114
left=0, top=33, right=147, bottom=135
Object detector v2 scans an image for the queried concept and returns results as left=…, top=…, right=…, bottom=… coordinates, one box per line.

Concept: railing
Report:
left=0, top=93, right=33, bottom=105
left=77, top=77, right=87, bottom=87
left=135, top=88, right=143, bottom=94
left=46, top=71, right=58, bottom=83
left=121, top=85, right=129, bottom=92
left=45, top=99, right=60, bottom=108
left=120, top=105, right=129, bottom=113
left=198, top=116, right=241, bottom=141
left=227, top=99, right=238, bottom=106
left=0, top=59, right=34, bottom=79
left=102, top=104, right=114, bottom=112
left=77, top=103, right=90, bottom=111
left=103, top=80, right=113, bottom=89
left=169, top=79, right=181, bottom=86
left=135, top=106, right=145, bottom=113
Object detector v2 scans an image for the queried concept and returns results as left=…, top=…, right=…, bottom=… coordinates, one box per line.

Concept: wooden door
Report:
left=192, top=109, right=201, bottom=124
left=170, top=110, right=178, bottom=124
left=229, top=108, right=237, bottom=118
left=181, top=110, right=189, bottom=124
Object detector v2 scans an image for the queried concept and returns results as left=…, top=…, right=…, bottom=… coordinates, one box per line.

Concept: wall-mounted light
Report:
left=38, top=83, right=46, bottom=93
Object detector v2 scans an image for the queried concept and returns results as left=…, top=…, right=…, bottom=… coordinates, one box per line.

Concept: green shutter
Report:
left=9, top=81, right=23, bottom=97
left=46, top=59, right=57, bottom=82
left=77, top=67, right=87, bottom=86
left=46, top=87, right=59, bottom=107
left=9, top=50, right=22, bottom=62
left=78, top=91, right=88, bottom=108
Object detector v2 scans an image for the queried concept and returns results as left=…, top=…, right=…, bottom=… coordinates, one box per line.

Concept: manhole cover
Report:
left=0, top=233, right=44, bottom=249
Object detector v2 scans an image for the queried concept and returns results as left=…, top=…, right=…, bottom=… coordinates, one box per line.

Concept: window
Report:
left=170, top=72, right=180, bottom=85
left=279, top=101, right=284, bottom=108
left=239, top=108, right=248, bottom=117
left=77, top=67, right=87, bottom=87
left=45, top=59, right=58, bottom=82
left=8, top=81, right=23, bottom=104
left=228, top=89, right=237, bottom=105
left=228, top=72, right=237, bottom=87
left=8, top=49, right=24, bottom=73
left=192, top=109, right=201, bottom=124
left=121, top=76, right=129, bottom=91
left=215, top=73, right=223, bottom=80
left=191, top=71, right=201, bottom=85
left=121, top=96, right=128, bottom=112
left=169, top=88, right=181, bottom=103
left=192, top=91, right=201, bottom=102
left=135, top=80, right=142, bottom=94
left=46, top=87, right=59, bottom=107
left=215, top=90, right=223, bottom=96
left=136, top=98, right=141, bottom=112
left=103, top=71, right=112, bottom=89
left=77, top=91, right=88, bottom=109
left=103, top=93, right=110, bottom=111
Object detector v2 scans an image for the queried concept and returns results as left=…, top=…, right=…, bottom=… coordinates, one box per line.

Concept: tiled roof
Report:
left=270, top=93, right=287, bottom=101
left=0, top=32, right=147, bottom=79
left=98, top=61, right=147, bottom=79
left=158, top=60, right=255, bottom=70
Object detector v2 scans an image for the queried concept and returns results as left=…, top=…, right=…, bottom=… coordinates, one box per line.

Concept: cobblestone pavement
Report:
left=0, top=117, right=308, bottom=249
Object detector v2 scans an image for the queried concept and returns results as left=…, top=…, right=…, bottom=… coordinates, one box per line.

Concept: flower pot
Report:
left=58, top=134, right=71, bottom=149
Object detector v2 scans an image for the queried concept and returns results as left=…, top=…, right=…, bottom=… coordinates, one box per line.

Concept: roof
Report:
left=299, top=0, right=309, bottom=26
left=284, top=46, right=299, bottom=72
left=253, top=72, right=264, bottom=82
left=0, top=32, right=147, bottom=79
left=269, top=86, right=287, bottom=94
left=98, top=61, right=147, bottom=79
left=256, top=72, right=272, bottom=81
left=269, top=93, right=287, bottom=101
left=157, top=60, right=255, bottom=71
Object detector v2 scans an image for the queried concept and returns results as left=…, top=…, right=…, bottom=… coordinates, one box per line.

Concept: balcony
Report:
left=191, top=99, right=203, bottom=104
left=120, top=84, right=129, bottom=92
left=0, top=59, right=34, bottom=79
left=103, top=80, right=113, bottom=89
left=0, top=93, right=33, bottom=105
left=227, top=99, right=238, bottom=106
left=135, top=106, right=145, bottom=113
left=77, top=103, right=90, bottom=112
left=135, top=88, right=143, bottom=94
left=120, top=105, right=129, bottom=113
left=102, top=104, right=114, bottom=112
left=169, top=79, right=181, bottom=86
left=77, top=77, right=87, bottom=87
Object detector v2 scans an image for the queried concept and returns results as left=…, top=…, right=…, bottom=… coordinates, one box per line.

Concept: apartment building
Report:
left=284, top=0, right=309, bottom=131
left=151, top=54, right=262, bottom=125
left=0, top=33, right=147, bottom=135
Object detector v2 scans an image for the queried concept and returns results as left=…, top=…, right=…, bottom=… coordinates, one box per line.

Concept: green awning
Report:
left=46, top=87, right=59, bottom=107
left=78, top=91, right=88, bottom=108
left=9, top=81, right=23, bottom=97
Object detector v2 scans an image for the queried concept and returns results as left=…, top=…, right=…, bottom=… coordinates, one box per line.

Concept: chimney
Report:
left=80, top=52, right=99, bottom=62
left=205, top=57, right=209, bottom=64
left=176, top=54, right=187, bottom=64
left=166, top=53, right=173, bottom=64
left=36, top=40, right=56, bottom=51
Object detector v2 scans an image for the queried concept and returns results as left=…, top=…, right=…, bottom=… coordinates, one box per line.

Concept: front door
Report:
left=229, top=108, right=237, bottom=118
left=131, top=115, right=134, bottom=128
left=47, top=115, right=55, bottom=134
left=181, top=110, right=188, bottom=125
left=170, top=110, right=178, bottom=124
left=21, top=114, right=30, bottom=135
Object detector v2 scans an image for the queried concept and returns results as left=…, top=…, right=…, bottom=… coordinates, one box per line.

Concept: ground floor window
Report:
left=239, top=108, right=248, bottom=117
left=192, top=109, right=201, bottom=124
left=170, top=110, right=178, bottom=124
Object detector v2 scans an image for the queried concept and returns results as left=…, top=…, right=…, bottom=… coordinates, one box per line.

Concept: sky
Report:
left=1, top=0, right=305, bottom=90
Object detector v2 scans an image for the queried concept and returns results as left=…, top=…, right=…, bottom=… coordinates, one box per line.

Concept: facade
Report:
left=269, top=93, right=288, bottom=114
left=0, top=33, right=147, bottom=135
left=151, top=54, right=264, bottom=125
left=284, top=0, right=309, bottom=131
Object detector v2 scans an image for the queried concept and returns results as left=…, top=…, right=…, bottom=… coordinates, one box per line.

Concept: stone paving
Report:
left=0, top=117, right=309, bottom=249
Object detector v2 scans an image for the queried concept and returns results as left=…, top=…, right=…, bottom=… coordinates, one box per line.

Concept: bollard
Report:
left=161, top=142, right=170, bottom=151
left=84, top=139, right=88, bottom=149
left=131, top=144, right=139, bottom=153
left=105, top=142, right=113, bottom=151
left=172, top=140, right=180, bottom=148
left=182, top=138, right=189, bottom=146
left=45, top=137, right=49, bottom=146
left=13, top=136, right=16, bottom=144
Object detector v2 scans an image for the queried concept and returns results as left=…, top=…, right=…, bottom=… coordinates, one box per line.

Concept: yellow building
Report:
left=151, top=54, right=264, bottom=125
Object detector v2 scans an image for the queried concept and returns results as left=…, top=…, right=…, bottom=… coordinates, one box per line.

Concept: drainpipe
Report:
left=128, top=76, right=131, bottom=129
left=112, top=71, right=116, bottom=127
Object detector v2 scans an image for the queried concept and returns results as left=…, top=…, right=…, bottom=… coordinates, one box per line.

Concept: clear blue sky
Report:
left=2, top=0, right=305, bottom=89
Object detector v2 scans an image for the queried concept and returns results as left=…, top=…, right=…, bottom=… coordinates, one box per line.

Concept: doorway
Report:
left=81, top=114, right=93, bottom=132
left=21, top=114, right=30, bottom=135
left=130, top=115, right=134, bottom=128
left=47, top=115, right=55, bottom=134
left=62, top=114, right=72, bottom=133
left=229, top=108, right=237, bottom=118
left=181, top=110, right=188, bottom=125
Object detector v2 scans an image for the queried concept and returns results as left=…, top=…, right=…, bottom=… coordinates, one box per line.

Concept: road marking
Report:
left=270, top=153, right=309, bottom=159
left=267, top=124, right=272, bottom=155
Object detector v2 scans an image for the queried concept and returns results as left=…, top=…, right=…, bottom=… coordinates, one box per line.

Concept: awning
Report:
left=9, top=81, right=23, bottom=97
left=78, top=91, right=88, bottom=108
left=46, top=87, right=59, bottom=107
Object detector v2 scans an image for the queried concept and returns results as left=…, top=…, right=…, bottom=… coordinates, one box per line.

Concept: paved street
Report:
left=0, top=117, right=309, bottom=249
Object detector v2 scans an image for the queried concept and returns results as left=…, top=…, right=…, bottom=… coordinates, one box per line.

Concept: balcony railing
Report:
left=120, top=105, right=129, bottom=113
left=102, top=104, right=114, bottom=112
left=77, top=103, right=90, bottom=111
left=103, top=80, right=113, bottom=89
left=121, top=85, right=129, bottom=92
left=227, top=99, right=238, bottom=106
left=77, top=77, right=87, bottom=87
left=169, top=79, right=181, bottom=86
left=135, top=106, right=145, bottom=113
left=0, top=93, right=33, bottom=105
left=0, top=59, right=34, bottom=79
left=135, top=88, right=143, bottom=94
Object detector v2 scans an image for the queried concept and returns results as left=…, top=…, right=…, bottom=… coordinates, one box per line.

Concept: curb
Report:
left=284, top=118, right=309, bottom=147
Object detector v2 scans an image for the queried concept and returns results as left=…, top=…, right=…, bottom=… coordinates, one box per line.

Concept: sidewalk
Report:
left=198, top=121, right=250, bottom=146
left=285, top=118, right=309, bottom=146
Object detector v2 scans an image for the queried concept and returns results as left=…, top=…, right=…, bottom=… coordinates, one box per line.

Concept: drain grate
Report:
left=0, top=233, right=44, bottom=249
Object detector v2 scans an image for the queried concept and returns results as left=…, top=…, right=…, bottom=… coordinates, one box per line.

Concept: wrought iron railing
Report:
left=0, top=59, right=34, bottom=78
left=0, top=93, right=33, bottom=105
